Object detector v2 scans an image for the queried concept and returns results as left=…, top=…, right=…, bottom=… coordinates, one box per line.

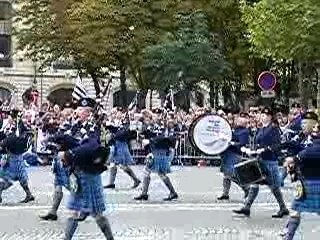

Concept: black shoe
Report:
left=132, top=180, right=141, bottom=189
left=272, top=209, right=289, bottom=218
left=104, top=184, right=115, bottom=189
left=134, top=194, right=148, bottom=201
left=163, top=193, right=178, bottom=201
left=20, top=195, right=35, bottom=203
left=39, top=213, right=58, bottom=221
left=232, top=208, right=250, bottom=217
left=217, top=195, right=230, bottom=200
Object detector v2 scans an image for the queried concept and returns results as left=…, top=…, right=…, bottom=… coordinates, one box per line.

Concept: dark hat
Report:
left=291, top=102, right=301, bottom=108
left=239, top=112, right=249, bottom=118
left=261, top=107, right=274, bottom=116
left=302, top=111, right=318, bottom=121
left=77, top=98, right=96, bottom=108
left=10, top=109, right=20, bottom=119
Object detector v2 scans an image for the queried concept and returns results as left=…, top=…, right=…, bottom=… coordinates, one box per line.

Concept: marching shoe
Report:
left=272, top=209, right=289, bottom=218
left=232, top=208, right=250, bottom=217
left=104, top=184, right=115, bottom=189
left=20, top=195, right=35, bottom=203
left=217, top=195, right=230, bottom=200
left=39, top=213, right=58, bottom=221
left=134, top=194, right=148, bottom=201
left=163, top=193, right=178, bottom=201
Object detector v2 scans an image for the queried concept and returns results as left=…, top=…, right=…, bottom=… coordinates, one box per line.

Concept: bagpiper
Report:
left=104, top=123, right=141, bottom=189
left=282, top=111, right=320, bottom=240
left=134, top=125, right=178, bottom=201
left=60, top=97, right=113, bottom=240
left=0, top=109, right=35, bottom=203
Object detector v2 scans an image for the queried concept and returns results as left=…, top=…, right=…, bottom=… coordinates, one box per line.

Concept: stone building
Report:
left=0, top=1, right=210, bottom=110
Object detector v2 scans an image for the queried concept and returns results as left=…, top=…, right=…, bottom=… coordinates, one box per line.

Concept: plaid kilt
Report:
left=292, top=180, right=320, bottom=213
left=111, top=141, right=134, bottom=165
left=220, top=151, right=241, bottom=177
left=260, top=160, right=281, bottom=188
left=67, top=171, right=106, bottom=215
left=52, top=158, right=70, bottom=189
left=2, top=154, right=28, bottom=183
left=148, top=149, right=171, bottom=174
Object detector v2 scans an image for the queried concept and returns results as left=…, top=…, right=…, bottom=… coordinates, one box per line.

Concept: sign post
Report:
left=258, top=71, right=277, bottom=107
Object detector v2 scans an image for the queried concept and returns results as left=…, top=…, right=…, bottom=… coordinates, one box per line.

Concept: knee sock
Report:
left=284, top=217, right=301, bottom=240
left=63, top=217, right=79, bottom=240
left=244, top=185, right=259, bottom=209
left=96, top=215, right=114, bottom=240
left=222, top=177, right=231, bottom=196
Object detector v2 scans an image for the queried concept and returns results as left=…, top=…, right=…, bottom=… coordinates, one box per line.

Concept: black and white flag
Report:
left=72, top=74, right=88, bottom=100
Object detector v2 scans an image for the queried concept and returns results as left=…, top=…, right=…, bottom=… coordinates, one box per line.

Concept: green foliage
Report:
left=242, top=0, right=320, bottom=61
left=143, top=12, right=229, bottom=91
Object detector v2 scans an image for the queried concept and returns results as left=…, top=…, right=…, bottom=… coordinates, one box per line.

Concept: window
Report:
left=0, top=2, right=12, bottom=21
left=0, top=35, right=12, bottom=67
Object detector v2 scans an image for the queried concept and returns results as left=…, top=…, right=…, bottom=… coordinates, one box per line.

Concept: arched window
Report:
left=47, top=88, right=73, bottom=107
left=0, top=86, right=11, bottom=105
left=113, top=90, right=137, bottom=108
left=0, top=1, right=12, bottom=67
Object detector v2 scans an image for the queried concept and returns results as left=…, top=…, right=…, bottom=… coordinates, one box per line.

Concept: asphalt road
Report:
left=0, top=166, right=318, bottom=240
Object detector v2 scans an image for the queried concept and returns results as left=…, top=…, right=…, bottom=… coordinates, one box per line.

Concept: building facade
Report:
left=0, top=1, right=209, bottom=110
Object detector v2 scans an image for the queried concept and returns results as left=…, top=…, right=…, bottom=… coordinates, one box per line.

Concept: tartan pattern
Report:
left=2, top=154, right=28, bottom=183
left=111, top=141, right=134, bottom=165
left=148, top=149, right=171, bottom=174
left=67, top=171, right=106, bottom=215
left=260, top=160, right=281, bottom=188
left=220, top=152, right=241, bottom=177
left=292, top=180, right=320, bottom=213
left=52, top=158, right=70, bottom=188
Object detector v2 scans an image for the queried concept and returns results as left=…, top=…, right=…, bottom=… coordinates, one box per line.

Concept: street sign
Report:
left=258, top=71, right=277, bottom=91
left=261, top=90, right=276, bottom=98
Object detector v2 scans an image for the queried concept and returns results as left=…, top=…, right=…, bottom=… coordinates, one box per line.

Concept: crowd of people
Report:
left=0, top=97, right=318, bottom=240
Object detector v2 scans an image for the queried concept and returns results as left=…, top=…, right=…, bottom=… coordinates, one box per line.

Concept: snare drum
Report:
left=234, top=159, right=266, bottom=186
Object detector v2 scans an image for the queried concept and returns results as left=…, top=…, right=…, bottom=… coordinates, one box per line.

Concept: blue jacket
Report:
left=255, top=123, right=281, bottom=161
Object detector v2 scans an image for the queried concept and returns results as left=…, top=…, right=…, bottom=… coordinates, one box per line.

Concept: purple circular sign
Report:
left=258, top=72, right=277, bottom=91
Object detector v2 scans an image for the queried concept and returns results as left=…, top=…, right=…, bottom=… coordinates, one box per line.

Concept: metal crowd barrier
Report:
left=130, top=131, right=221, bottom=166
left=32, top=129, right=222, bottom=167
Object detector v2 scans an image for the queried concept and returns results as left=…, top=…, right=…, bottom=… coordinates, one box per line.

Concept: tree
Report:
left=242, top=0, right=320, bottom=106
left=143, top=11, right=229, bottom=109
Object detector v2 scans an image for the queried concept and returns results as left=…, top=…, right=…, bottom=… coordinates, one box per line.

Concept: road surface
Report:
left=0, top=166, right=317, bottom=239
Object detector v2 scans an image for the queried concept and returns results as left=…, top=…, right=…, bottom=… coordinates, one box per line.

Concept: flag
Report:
left=128, top=91, right=139, bottom=111
left=72, top=74, right=88, bottom=100
left=164, top=89, right=175, bottom=111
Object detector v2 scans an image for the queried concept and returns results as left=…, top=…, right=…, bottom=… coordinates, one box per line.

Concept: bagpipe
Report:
left=0, top=113, right=33, bottom=155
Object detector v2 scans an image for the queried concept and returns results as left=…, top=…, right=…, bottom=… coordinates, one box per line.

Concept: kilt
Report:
left=292, top=180, right=320, bottom=213
left=147, top=149, right=171, bottom=174
left=2, top=154, right=28, bottom=183
left=260, top=160, right=281, bottom=188
left=220, top=151, right=241, bottom=177
left=111, top=141, right=134, bottom=165
left=67, top=171, right=106, bottom=215
left=52, top=158, right=70, bottom=189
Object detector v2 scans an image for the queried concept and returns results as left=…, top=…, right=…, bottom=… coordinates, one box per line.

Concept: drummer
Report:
left=233, top=107, right=289, bottom=218
left=217, top=112, right=250, bottom=200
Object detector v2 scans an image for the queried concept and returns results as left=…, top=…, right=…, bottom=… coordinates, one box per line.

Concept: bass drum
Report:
left=189, top=114, right=232, bottom=156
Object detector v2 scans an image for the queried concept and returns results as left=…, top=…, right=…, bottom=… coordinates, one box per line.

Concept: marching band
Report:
left=0, top=97, right=319, bottom=240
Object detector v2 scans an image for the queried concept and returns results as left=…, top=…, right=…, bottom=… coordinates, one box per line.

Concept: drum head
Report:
left=189, top=114, right=232, bottom=155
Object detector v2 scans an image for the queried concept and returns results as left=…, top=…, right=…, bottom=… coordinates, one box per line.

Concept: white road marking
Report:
left=0, top=202, right=290, bottom=211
